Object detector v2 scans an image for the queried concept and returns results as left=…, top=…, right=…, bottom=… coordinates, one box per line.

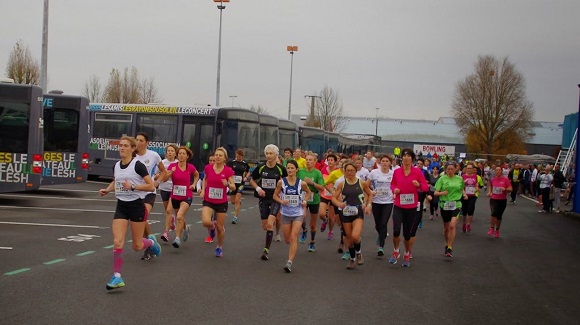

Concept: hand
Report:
left=281, top=200, right=289, bottom=206
left=394, top=188, right=400, bottom=195
left=363, top=205, right=371, bottom=215
left=122, top=180, right=132, bottom=191
left=412, top=180, right=419, bottom=187
left=258, top=189, right=265, bottom=197
left=339, top=202, right=347, bottom=209
left=221, top=179, right=228, bottom=186
left=301, top=200, right=307, bottom=207
left=99, top=189, right=109, bottom=196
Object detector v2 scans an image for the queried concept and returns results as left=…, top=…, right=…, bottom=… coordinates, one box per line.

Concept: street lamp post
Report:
left=214, top=0, right=230, bottom=107
left=229, top=95, right=237, bottom=107
left=40, top=0, right=49, bottom=92
left=375, top=107, right=379, bottom=136
left=287, top=45, right=298, bottom=120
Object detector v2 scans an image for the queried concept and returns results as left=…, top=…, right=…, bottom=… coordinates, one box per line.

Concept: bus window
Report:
left=222, top=120, right=259, bottom=162
left=136, top=114, right=178, bottom=143
left=44, top=109, right=79, bottom=152
left=0, top=101, right=30, bottom=153
left=93, top=113, right=132, bottom=138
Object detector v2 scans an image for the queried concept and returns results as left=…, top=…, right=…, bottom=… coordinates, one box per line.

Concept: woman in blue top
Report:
left=273, top=160, right=311, bottom=273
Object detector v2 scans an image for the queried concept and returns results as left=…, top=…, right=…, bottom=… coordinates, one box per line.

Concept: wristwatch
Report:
left=131, top=184, right=136, bottom=191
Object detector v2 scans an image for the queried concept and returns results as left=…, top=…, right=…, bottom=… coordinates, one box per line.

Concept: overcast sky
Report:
left=2, top=0, right=579, bottom=122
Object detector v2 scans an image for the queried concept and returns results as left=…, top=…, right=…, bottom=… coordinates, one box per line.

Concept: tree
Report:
left=82, top=74, right=102, bottom=102
left=5, top=40, right=40, bottom=85
left=141, top=77, right=161, bottom=104
left=452, top=55, right=534, bottom=159
left=313, top=85, right=346, bottom=132
left=249, top=105, right=269, bottom=114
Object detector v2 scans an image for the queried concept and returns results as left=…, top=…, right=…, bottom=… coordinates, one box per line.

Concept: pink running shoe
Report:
left=494, top=229, right=500, bottom=238
left=462, top=224, right=467, bottom=233
left=204, top=235, right=214, bottom=243
left=327, top=231, right=334, bottom=240
left=160, top=231, right=169, bottom=242
left=466, top=224, right=471, bottom=233
left=170, top=214, right=176, bottom=231
left=487, top=228, right=494, bottom=236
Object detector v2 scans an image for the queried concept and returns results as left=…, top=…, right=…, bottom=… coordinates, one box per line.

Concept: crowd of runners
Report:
left=100, top=133, right=569, bottom=290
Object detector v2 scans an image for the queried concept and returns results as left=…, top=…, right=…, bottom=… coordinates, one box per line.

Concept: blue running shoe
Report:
left=182, top=225, right=190, bottom=242
left=209, top=221, right=216, bottom=239
left=232, top=216, right=238, bottom=224
left=149, top=235, right=162, bottom=256
left=215, top=247, right=223, bottom=257
left=388, top=250, right=400, bottom=264
left=308, top=243, right=316, bottom=252
left=341, top=252, right=351, bottom=260
left=402, top=253, right=411, bottom=267
left=106, top=275, right=125, bottom=290
left=299, top=230, right=307, bottom=244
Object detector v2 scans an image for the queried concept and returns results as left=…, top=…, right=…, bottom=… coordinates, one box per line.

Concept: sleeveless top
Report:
left=280, top=177, right=304, bottom=217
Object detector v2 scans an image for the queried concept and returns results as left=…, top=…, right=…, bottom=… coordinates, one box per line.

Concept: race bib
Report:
left=172, top=185, right=187, bottom=196
left=234, top=175, right=243, bottom=184
left=376, top=187, right=390, bottom=197
left=400, top=194, right=415, bottom=205
left=465, top=186, right=476, bottom=195
left=285, top=194, right=300, bottom=206
left=343, top=205, right=359, bottom=216
left=115, top=181, right=129, bottom=193
left=262, top=179, right=276, bottom=189
left=443, top=201, right=457, bottom=211
left=492, top=187, right=503, bottom=194
left=208, top=187, right=224, bottom=199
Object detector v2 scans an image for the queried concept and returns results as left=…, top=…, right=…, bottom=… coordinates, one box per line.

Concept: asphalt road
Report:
left=1, top=181, right=580, bottom=325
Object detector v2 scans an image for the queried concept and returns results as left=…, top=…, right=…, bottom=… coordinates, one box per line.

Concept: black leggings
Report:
left=392, top=206, right=421, bottom=241
left=429, top=191, right=439, bottom=215
left=462, top=196, right=478, bottom=216
left=372, top=203, right=393, bottom=247
left=541, top=187, right=551, bottom=212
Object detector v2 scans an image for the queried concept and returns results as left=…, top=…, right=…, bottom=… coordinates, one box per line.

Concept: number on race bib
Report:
left=465, top=186, right=476, bottom=195
left=208, top=187, right=224, bottom=200
left=343, top=205, right=359, bottom=216
left=285, top=194, right=300, bottom=206
left=376, top=187, right=390, bottom=196
left=234, top=175, right=243, bottom=184
left=443, top=201, right=457, bottom=211
left=400, top=194, right=415, bottom=205
left=173, top=185, right=187, bottom=196
left=492, top=187, right=503, bottom=194
left=262, top=179, right=276, bottom=189
left=115, top=181, right=129, bottom=193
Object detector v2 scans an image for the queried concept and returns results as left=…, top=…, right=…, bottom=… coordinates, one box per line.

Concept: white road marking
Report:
left=0, top=205, right=163, bottom=214
left=0, top=221, right=106, bottom=229
left=0, top=247, right=13, bottom=250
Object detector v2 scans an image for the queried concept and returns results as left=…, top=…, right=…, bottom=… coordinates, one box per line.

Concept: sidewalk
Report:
left=520, top=193, right=580, bottom=220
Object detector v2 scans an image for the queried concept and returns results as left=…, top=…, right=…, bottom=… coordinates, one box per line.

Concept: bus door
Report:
left=181, top=117, right=215, bottom=172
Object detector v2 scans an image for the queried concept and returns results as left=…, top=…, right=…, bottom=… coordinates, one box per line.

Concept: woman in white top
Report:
left=368, top=154, right=395, bottom=258
left=157, top=144, right=178, bottom=242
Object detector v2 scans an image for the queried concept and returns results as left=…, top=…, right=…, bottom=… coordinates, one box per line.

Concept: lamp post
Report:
left=375, top=107, right=379, bottom=136
left=287, top=45, right=298, bottom=120
left=214, top=0, right=230, bottom=107
left=40, top=0, right=49, bottom=92
left=229, top=95, right=237, bottom=107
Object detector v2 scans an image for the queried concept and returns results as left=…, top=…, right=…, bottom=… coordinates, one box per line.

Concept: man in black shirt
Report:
left=227, top=149, right=251, bottom=224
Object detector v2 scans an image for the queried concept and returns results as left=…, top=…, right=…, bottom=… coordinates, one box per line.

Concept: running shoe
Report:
left=487, top=228, right=494, bottom=236
left=308, top=243, right=316, bottom=252
left=418, top=220, right=423, bottom=228
left=409, top=250, right=413, bottom=259
left=140, top=247, right=153, bottom=260
left=377, top=247, right=384, bottom=258
left=172, top=237, right=181, bottom=248
left=204, top=236, right=214, bottom=244
left=429, top=215, right=434, bottom=220
left=388, top=250, right=400, bottom=264
left=462, top=223, right=467, bottom=233
left=402, top=253, right=411, bottom=267
left=327, top=231, right=334, bottom=240
left=215, top=247, right=223, bottom=257
left=260, top=248, right=269, bottom=260
left=494, top=229, right=500, bottom=238
left=346, top=258, right=357, bottom=270
left=275, top=233, right=282, bottom=242
left=182, top=225, right=190, bottom=242
left=284, top=261, right=292, bottom=273
left=209, top=221, right=216, bottom=239
left=320, top=219, right=328, bottom=233
left=160, top=231, right=169, bottom=242
left=341, top=252, right=351, bottom=260
left=106, top=275, right=125, bottom=290
left=337, top=244, right=344, bottom=254
left=149, top=235, right=162, bottom=256
left=444, top=246, right=448, bottom=255
left=356, top=252, right=364, bottom=265
left=466, top=224, right=472, bottom=233
left=445, top=247, right=453, bottom=258
left=232, top=216, right=238, bottom=224
left=299, top=230, right=307, bottom=244
left=170, top=214, right=176, bottom=231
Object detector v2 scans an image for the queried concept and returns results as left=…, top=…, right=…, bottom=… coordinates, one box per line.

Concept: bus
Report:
left=278, top=119, right=298, bottom=151
left=0, top=83, right=44, bottom=193
left=258, top=114, right=279, bottom=161
left=88, top=104, right=261, bottom=178
left=299, top=126, right=327, bottom=156
left=41, top=91, right=90, bottom=185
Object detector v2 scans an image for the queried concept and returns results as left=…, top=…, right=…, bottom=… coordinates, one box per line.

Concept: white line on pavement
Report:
left=0, top=221, right=106, bottom=229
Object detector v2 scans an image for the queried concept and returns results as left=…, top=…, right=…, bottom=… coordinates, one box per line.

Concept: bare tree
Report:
left=102, top=67, right=149, bottom=103
left=5, top=40, right=40, bottom=85
left=249, top=105, right=269, bottom=114
left=314, top=85, right=346, bottom=132
left=103, top=68, right=123, bottom=102
left=122, top=67, right=141, bottom=103
left=141, top=77, right=162, bottom=104
left=452, top=55, right=534, bottom=158
left=82, top=74, right=102, bottom=102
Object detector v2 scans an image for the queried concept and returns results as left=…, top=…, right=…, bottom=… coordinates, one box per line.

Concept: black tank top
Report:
left=342, top=178, right=364, bottom=206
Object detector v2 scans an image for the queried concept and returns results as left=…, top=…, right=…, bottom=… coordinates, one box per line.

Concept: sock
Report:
left=265, top=230, right=273, bottom=249
left=113, top=248, right=123, bottom=274
left=142, top=238, right=153, bottom=249
left=394, top=248, right=399, bottom=253
left=287, top=259, right=292, bottom=265
left=349, top=246, right=356, bottom=259
left=302, top=224, right=307, bottom=232
left=311, top=230, right=316, bottom=242
left=354, top=241, right=361, bottom=253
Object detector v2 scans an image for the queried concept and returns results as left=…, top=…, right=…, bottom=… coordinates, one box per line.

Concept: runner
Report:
left=273, top=160, right=312, bottom=272
left=427, top=166, right=441, bottom=220
left=461, top=162, right=484, bottom=233
left=157, top=144, right=178, bottom=242
left=434, top=161, right=467, bottom=258
left=318, top=154, right=339, bottom=243
left=368, top=154, right=394, bottom=258
left=487, top=166, right=512, bottom=238
left=159, top=146, right=199, bottom=248
left=250, top=144, right=287, bottom=261
left=200, top=147, right=236, bottom=257
left=297, top=153, right=326, bottom=252
left=135, top=132, right=167, bottom=260
left=201, top=155, right=217, bottom=244
left=389, top=148, right=429, bottom=267
left=331, top=161, right=373, bottom=270
left=99, top=136, right=161, bottom=290
left=227, top=149, right=251, bottom=224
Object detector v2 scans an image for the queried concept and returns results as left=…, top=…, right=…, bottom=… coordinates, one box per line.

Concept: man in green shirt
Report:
left=297, top=153, right=326, bottom=252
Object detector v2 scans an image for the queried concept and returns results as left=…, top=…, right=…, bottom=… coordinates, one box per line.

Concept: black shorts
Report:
left=306, top=204, right=320, bottom=214
left=203, top=200, right=229, bottom=213
left=320, top=197, right=331, bottom=204
left=440, top=208, right=461, bottom=223
left=171, top=197, right=193, bottom=210
left=114, top=199, right=146, bottom=222
left=160, top=190, right=171, bottom=202
left=339, top=207, right=364, bottom=223
left=259, top=199, right=281, bottom=220
left=490, top=199, right=507, bottom=219
left=144, top=193, right=156, bottom=207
